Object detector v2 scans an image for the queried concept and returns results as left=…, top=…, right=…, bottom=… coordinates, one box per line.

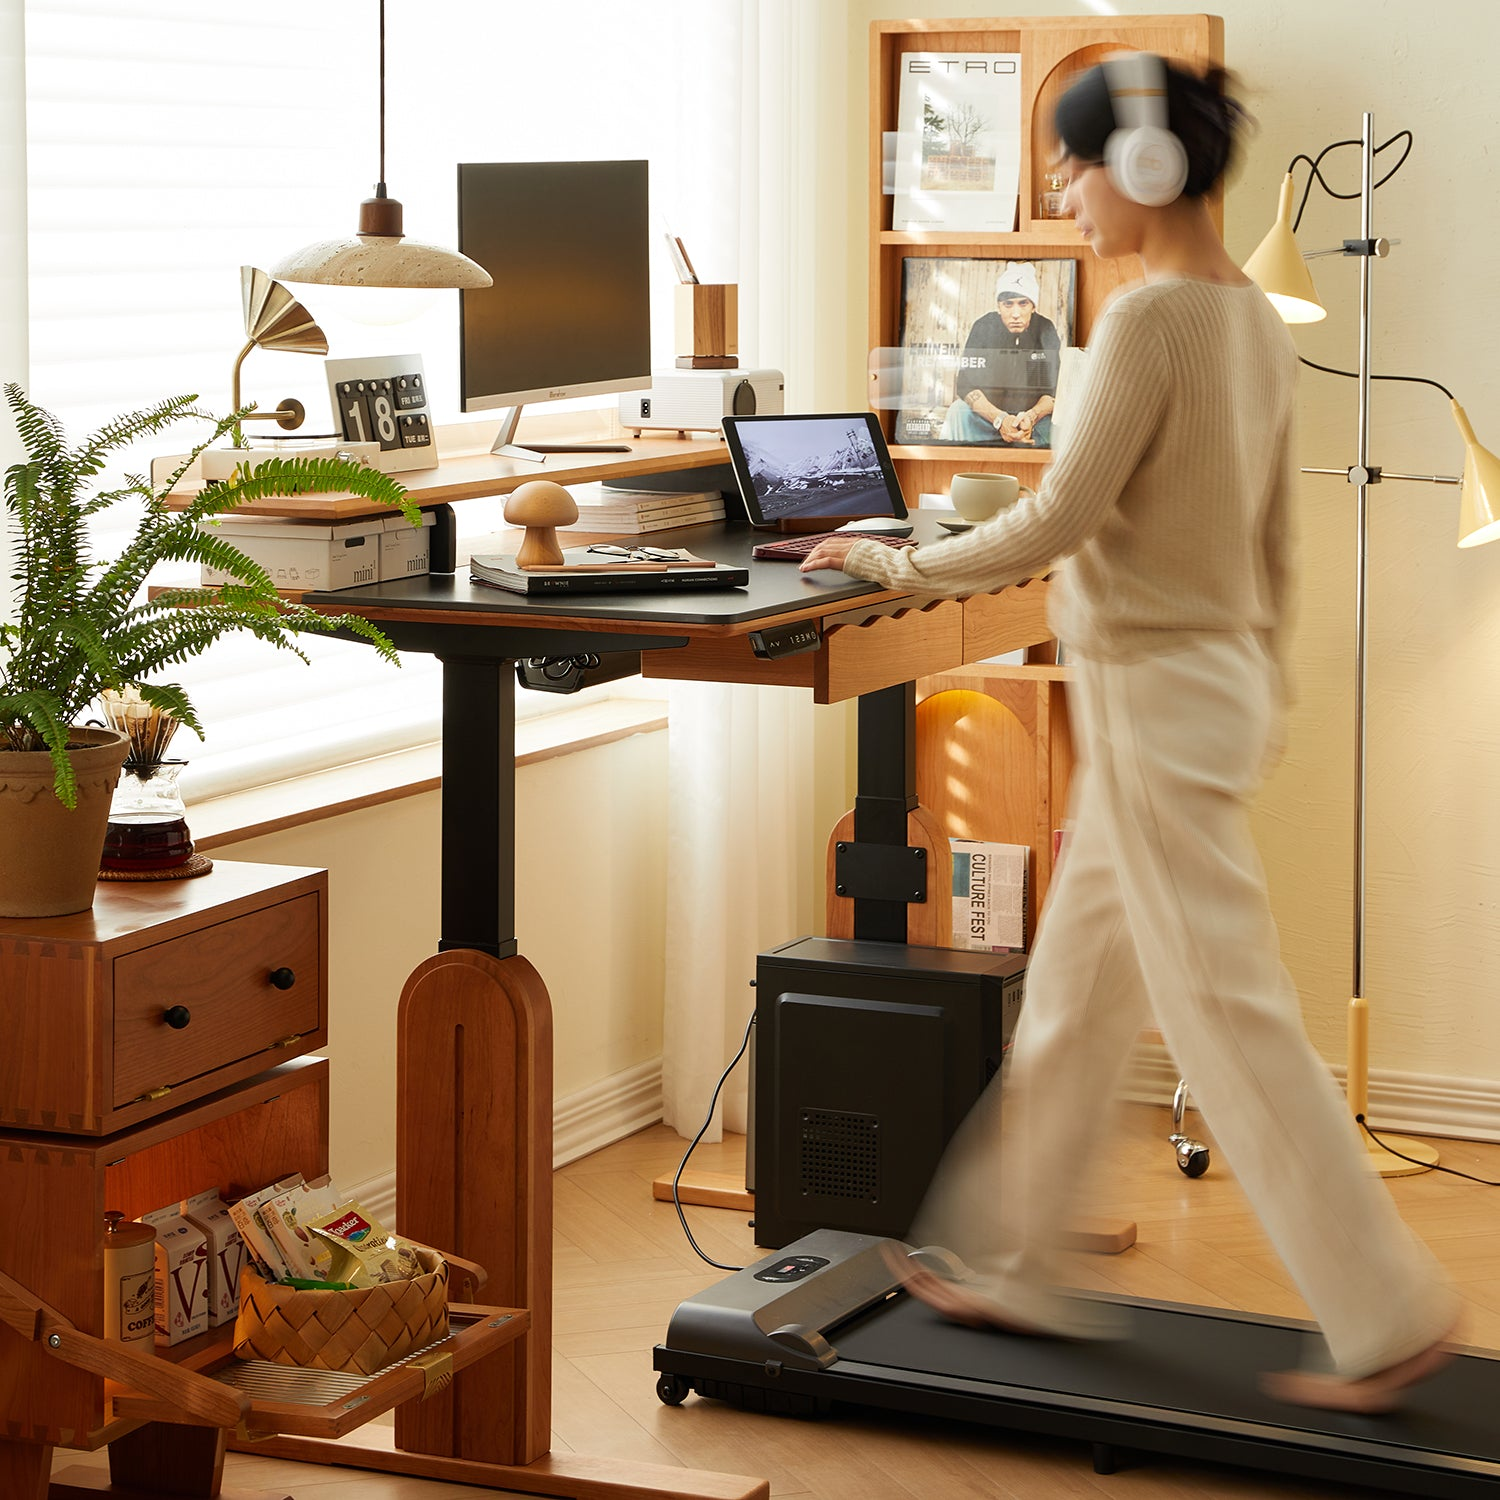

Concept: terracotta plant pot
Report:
left=0, top=726, right=132, bottom=918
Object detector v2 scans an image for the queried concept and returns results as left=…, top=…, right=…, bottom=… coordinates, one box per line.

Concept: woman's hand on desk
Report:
left=798, top=536, right=860, bottom=574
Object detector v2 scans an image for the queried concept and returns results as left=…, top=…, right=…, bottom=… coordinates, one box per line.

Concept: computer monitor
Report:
left=457, top=160, right=652, bottom=460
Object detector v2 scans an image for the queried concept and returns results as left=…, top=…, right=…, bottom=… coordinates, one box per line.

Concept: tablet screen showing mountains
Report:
left=735, top=416, right=901, bottom=522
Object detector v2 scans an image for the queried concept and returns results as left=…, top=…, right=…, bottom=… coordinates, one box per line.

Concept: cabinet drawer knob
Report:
left=268, top=967, right=297, bottom=990
left=163, top=1005, right=192, bottom=1030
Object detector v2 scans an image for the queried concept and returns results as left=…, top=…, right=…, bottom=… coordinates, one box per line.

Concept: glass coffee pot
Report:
left=101, top=760, right=194, bottom=871
left=99, top=688, right=195, bottom=872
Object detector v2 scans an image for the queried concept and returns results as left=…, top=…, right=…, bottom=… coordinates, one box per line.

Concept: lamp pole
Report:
left=1340, top=112, right=1438, bottom=1175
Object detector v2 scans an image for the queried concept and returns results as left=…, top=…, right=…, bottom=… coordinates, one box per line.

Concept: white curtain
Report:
left=1, top=0, right=25, bottom=561
left=660, top=0, right=852, bottom=1141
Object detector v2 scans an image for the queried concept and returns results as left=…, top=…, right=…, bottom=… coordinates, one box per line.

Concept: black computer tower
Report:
left=752, top=937, right=1026, bottom=1248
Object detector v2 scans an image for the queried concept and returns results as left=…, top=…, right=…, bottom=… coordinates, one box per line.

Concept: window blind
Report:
left=22, top=0, right=742, bottom=801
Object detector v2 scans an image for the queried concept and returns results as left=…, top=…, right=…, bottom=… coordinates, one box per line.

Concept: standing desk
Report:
left=234, top=492, right=1054, bottom=1497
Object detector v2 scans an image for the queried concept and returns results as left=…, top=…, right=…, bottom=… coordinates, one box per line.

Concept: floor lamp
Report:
left=1244, top=114, right=1500, bottom=1178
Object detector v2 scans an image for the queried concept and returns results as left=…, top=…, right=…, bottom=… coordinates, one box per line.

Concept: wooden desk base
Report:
left=50, top=1469, right=287, bottom=1500
left=382, top=947, right=768, bottom=1500
left=653, top=1172, right=1137, bottom=1256
left=231, top=1425, right=768, bottom=1500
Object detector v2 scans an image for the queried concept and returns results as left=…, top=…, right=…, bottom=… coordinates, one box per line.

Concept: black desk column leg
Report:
left=438, top=654, right=518, bottom=958
left=851, top=682, right=919, bottom=943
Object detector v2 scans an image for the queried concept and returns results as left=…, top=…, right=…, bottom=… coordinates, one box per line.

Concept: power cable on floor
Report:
left=671, top=1010, right=756, bottom=1272
left=1357, top=1115, right=1500, bottom=1186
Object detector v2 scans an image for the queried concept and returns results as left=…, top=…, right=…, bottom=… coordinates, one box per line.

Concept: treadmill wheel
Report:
left=657, top=1372, right=692, bottom=1406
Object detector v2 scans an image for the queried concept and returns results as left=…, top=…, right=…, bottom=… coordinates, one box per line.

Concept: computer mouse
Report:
left=834, top=517, right=914, bottom=536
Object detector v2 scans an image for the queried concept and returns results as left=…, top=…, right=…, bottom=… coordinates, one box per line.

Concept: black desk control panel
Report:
left=749, top=620, right=822, bottom=660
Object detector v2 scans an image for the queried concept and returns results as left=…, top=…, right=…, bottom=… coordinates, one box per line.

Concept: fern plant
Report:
left=1, top=383, right=423, bottom=808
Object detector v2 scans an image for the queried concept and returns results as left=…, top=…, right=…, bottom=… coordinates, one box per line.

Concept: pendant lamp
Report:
left=271, top=1, right=492, bottom=291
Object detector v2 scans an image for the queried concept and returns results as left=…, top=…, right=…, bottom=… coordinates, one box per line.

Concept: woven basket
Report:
left=231, top=1246, right=448, bottom=1375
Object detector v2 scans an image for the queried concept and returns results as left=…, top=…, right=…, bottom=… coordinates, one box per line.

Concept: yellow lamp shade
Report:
left=1244, top=174, right=1327, bottom=324
left=1452, top=401, right=1500, bottom=548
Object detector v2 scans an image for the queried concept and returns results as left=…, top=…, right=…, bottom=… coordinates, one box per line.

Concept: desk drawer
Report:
left=112, top=894, right=323, bottom=1108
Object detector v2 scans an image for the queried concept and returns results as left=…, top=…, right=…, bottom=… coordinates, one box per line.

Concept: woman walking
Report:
left=799, top=55, right=1458, bottom=1413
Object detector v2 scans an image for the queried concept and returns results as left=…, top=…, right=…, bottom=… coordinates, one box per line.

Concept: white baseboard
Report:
left=552, top=1056, right=665, bottom=1167
left=353, top=1044, right=1500, bottom=1235
left=349, top=1057, right=666, bottom=1234
left=1125, top=1039, right=1500, bottom=1142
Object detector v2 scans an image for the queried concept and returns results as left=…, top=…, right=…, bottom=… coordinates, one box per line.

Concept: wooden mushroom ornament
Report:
left=504, top=480, right=579, bottom=568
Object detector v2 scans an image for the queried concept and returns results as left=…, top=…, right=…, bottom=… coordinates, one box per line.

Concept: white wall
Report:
left=218, top=698, right=853, bottom=1186
left=839, top=1, right=1500, bottom=1105
left=217, top=732, right=672, bottom=1188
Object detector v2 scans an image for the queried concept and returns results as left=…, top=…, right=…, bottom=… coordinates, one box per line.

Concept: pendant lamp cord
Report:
left=377, top=0, right=387, bottom=194
left=1285, top=131, right=1413, bottom=232
left=1287, top=129, right=1443, bottom=398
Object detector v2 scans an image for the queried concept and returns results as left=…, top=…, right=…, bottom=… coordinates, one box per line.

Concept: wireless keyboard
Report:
left=751, top=532, right=918, bottom=561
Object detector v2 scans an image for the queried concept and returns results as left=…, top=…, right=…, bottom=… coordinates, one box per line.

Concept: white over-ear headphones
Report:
left=1102, top=51, right=1188, bottom=207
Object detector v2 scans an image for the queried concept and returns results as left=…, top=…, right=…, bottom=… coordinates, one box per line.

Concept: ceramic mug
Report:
left=948, top=472, right=1033, bottom=523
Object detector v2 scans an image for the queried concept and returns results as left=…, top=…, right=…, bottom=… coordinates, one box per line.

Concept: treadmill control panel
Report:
left=754, top=1255, right=830, bottom=1283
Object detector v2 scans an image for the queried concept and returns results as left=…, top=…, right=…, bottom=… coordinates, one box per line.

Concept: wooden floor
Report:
left=53, top=1105, right=1500, bottom=1498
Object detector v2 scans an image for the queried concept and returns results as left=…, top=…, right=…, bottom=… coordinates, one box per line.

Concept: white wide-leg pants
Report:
left=912, top=632, right=1456, bottom=1378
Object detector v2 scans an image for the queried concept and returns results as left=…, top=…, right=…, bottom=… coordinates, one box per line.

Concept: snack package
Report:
left=305, top=1203, right=425, bottom=1287
left=226, top=1174, right=303, bottom=1282
left=262, top=1182, right=339, bottom=1282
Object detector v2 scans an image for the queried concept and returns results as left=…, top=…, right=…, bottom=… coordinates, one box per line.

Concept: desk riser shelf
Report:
left=158, top=438, right=733, bottom=522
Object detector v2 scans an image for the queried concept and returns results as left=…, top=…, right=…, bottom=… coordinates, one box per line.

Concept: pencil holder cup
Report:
left=674, top=283, right=738, bottom=368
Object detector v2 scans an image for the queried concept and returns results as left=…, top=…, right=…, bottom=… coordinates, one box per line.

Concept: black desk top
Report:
left=305, top=517, right=955, bottom=630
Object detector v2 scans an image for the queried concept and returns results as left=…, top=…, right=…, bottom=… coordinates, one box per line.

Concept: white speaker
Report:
left=619, top=369, right=784, bottom=435
left=1103, top=51, right=1188, bottom=207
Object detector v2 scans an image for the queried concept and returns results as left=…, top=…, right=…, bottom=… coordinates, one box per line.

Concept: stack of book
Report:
left=569, top=480, right=725, bottom=535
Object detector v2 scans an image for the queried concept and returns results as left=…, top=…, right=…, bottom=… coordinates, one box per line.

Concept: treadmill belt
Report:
left=833, top=1294, right=1500, bottom=1467
left=657, top=1231, right=1500, bottom=1497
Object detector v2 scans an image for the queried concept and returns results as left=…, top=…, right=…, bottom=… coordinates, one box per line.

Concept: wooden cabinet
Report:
left=868, top=15, right=1224, bottom=506
left=0, top=1059, right=330, bottom=1451
left=0, top=863, right=327, bottom=1135
left=0, top=865, right=528, bottom=1499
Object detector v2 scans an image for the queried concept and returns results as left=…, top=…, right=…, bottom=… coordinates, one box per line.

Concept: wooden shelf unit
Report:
left=868, top=15, right=1223, bottom=507
left=916, top=660, right=1074, bottom=947
left=0, top=1057, right=330, bottom=1455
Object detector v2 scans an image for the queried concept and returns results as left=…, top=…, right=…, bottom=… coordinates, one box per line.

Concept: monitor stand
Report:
left=489, top=405, right=633, bottom=462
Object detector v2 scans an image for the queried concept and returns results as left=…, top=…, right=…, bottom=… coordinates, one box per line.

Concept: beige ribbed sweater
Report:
left=847, top=278, right=1300, bottom=676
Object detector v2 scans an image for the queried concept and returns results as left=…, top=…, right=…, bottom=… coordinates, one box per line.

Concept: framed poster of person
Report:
left=893, top=258, right=1078, bottom=448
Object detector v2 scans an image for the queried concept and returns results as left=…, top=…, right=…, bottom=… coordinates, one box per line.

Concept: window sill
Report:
left=191, top=697, right=668, bottom=850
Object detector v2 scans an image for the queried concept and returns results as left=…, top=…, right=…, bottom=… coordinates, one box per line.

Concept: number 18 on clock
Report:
left=325, top=355, right=439, bottom=473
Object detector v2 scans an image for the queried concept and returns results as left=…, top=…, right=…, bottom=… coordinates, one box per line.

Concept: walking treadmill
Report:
left=654, top=1230, right=1500, bottom=1498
